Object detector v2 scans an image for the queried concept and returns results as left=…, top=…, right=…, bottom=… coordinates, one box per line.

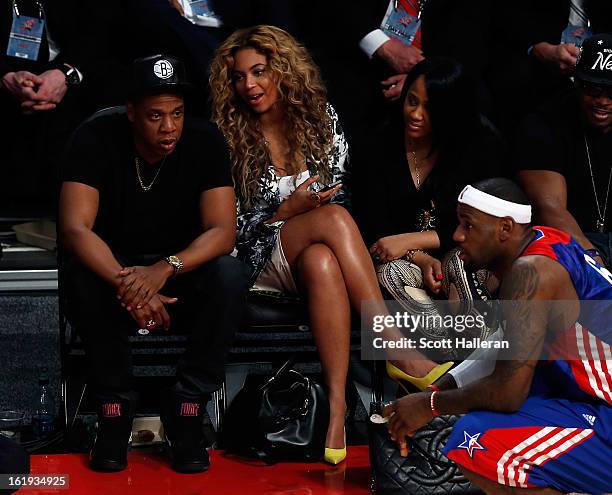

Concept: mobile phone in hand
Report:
left=319, top=180, right=342, bottom=193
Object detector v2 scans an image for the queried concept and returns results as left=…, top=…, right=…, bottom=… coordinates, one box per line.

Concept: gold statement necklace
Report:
left=406, top=145, right=421, bottom=190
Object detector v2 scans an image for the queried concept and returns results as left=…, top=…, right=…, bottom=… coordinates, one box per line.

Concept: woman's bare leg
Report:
left=295, top=243, right=349, bottom=449
left=282, top=205, right=387, bottom=309
left=281, top=204, right=435, bottom=377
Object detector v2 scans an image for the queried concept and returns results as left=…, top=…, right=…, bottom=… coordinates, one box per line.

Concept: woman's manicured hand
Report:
left=276, top=175, right=341, bottom=220
left=413, top=251, right=442, bottom=294
left=370, top=234, right=412, bottom=263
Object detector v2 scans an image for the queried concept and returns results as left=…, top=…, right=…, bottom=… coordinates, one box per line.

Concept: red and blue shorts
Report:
left=443, top=396, right=612, bottom=493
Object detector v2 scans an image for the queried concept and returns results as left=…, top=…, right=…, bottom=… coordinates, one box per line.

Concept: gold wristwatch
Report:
left=164, top=255, right=184, bottom=276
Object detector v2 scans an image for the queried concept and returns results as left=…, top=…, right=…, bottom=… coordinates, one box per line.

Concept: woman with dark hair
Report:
left=357, top=57, right=505, bottom=365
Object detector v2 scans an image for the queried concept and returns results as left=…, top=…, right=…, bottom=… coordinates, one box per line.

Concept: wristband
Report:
left=429, top=390, right=441, bottom=417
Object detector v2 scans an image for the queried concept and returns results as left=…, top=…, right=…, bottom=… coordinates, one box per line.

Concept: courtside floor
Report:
left=27, top=446, right=371, bottom=494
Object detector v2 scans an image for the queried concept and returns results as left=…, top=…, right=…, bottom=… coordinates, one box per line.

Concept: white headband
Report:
left=458, top=185, right=532, bottom=224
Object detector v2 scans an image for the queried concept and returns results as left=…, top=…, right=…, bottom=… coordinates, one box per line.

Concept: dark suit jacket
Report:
left=313, top=0, right=492, bottom=79
left=211, top=0, right=300, bottom=34
left=523, top=0, right=612, bottom=48
left=0, top=0, right=136, bottom=108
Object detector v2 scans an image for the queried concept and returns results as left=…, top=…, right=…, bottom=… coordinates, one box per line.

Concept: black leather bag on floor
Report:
left=368, top=402, right=482, bottom=495
left=222, top=359, right=330, bottom=463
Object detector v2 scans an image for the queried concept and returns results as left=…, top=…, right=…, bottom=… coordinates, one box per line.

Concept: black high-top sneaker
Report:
left=90, top=392, right=136, bottom=472
left=160, top=387, right=210, bottom=473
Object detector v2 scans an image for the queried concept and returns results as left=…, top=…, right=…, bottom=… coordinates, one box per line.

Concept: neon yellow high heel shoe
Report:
left=386, top=361, right=454, bottom=393
left=324, top=429, right=346, bottom=465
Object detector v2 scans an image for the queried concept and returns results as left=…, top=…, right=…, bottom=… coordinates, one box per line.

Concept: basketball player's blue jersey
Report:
left=527, top=227, right=612, bottom=300
left=524, top=227, right=612, bottom=405
left=444, top=226, right=612, bottom=494
left=526, top=226, right=612, bottom=344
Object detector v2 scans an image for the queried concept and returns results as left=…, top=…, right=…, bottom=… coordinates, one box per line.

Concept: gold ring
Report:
left=311, top=192, right=321, bottom=203
left=146, top=319, right=156, bottom=327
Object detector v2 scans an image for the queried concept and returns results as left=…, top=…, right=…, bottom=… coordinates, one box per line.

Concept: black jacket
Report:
left=0, top=0, right=136, bottom=108
left=316, top=0, right=493, bottom=80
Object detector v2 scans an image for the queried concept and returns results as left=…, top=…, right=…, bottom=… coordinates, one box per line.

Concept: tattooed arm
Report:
left=385, top=256, right=564, bottom=439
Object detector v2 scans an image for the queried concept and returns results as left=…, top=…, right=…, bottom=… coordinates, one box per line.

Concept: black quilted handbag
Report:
left=368, top=402, right=482, bottom=495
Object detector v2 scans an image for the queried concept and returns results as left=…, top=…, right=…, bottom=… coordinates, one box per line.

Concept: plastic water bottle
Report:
left=32, top=374, right=55, bottom=438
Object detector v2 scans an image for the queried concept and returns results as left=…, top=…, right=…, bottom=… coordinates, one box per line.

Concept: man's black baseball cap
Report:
left=575, top=33, right=612, bottom=86
left=128, top=54, right=193, bottom=99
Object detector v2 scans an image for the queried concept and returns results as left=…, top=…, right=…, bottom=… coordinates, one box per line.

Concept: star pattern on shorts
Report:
left=457, top=431, right=485, bottom=458
left=598, top=39, right=604, bottom=45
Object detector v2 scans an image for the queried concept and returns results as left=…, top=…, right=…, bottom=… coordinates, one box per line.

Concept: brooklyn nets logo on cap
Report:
left=153, top=59, right=174, bottom=79
left=590, top=41, right=612, bottom=72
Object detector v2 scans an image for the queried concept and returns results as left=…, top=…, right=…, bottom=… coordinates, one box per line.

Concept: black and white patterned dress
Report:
left=235, top=104, right=350, bottom=285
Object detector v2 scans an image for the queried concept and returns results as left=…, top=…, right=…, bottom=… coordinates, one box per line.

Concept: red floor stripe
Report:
left=29, top=446, right=371, bottom=494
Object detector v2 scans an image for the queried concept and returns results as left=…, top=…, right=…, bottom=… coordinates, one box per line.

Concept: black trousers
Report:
left=64, top=255, right=250, bottom=397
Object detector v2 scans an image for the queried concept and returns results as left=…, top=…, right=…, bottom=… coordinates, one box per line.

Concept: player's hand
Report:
left=384, top=393, right=432, bottom=455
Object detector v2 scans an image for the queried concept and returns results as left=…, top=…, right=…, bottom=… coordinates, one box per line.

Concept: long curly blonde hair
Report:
left=209, top=25, right=333, bottom=207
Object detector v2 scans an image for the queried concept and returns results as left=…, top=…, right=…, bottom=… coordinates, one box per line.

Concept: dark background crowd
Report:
left=1, top=0, right=611, bottom=239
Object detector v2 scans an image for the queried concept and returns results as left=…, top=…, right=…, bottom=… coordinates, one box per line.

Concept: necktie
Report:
left=569, top=0, right=588, bottom=28
left=396, top=0, right=422, bottom=49
left=562, top=0, right=590, bottom=45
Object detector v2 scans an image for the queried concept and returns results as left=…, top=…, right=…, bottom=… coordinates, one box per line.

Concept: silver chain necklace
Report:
left=584, top=133, right=612, bottom=233
left=583, top=133, right=612, bottom=233
left=134, top=156, right=166, bottom=192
